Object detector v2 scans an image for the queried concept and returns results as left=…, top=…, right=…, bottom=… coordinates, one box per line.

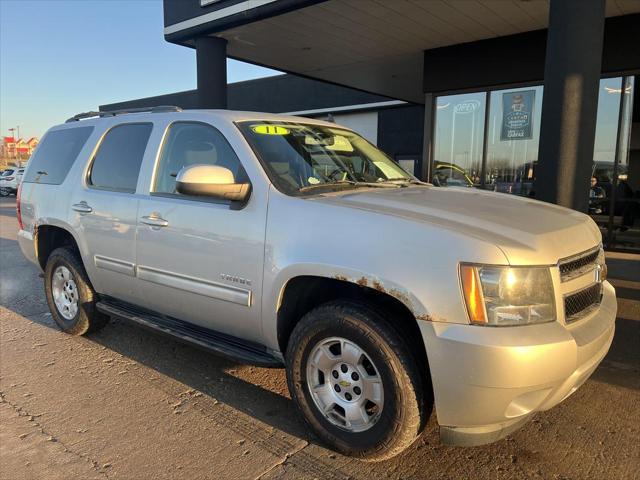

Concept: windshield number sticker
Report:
left=252, top=125, right=290, bottom=135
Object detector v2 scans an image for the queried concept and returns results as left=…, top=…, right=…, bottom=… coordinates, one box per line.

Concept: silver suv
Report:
left=18, top=107, right=616, bottom=460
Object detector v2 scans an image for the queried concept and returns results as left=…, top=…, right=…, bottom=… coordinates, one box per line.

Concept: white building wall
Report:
left=333, top=111, right=379, bottom=145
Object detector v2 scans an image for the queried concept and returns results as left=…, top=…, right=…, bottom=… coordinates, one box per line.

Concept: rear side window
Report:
left=89, top=123, right=152, bottom=192
left=23, top=127, right=94, bottom=185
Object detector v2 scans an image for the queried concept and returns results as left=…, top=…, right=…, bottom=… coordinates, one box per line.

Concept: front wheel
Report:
left=0, top=187, right=10, bottom=197
left=286, top=301, right=427, bottom=461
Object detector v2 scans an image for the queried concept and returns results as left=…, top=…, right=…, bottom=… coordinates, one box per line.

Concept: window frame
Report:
left=86, top=122, right=154, bottom=194
left=149, top=120, right=251, bottom=206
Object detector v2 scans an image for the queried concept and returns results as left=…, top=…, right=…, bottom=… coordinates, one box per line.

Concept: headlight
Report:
left=460, top=264, right=556, bottom=326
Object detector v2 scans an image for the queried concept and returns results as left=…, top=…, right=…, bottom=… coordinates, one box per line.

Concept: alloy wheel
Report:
left=51, top=265, right=79, bottom=320
left=306, top=336, right=384, bottom=432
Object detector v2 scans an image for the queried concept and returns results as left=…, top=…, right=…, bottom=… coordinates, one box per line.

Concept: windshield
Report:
left=237, top=121, right=414, bottom=195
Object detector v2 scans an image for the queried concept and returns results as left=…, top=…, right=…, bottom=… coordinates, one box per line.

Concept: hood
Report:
left=313, top=186, right=601, bottom=265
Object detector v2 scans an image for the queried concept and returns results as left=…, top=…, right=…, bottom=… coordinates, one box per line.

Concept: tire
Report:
left=286, top=300, right=427, bottom=461
left=0, top=187, right=10, bottom=197
left=44, top=247, right=109, bottom=335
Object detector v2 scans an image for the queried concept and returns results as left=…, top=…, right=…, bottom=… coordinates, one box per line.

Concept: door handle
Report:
left=71, top=202, right=93, bottom=213
left=140, top=215, right=169, bottom=227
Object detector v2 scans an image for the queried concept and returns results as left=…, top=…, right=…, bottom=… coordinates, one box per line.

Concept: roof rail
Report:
left=65, top=105, right=182, bottom=123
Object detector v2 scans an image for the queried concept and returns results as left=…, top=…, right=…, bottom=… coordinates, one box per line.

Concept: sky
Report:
left=0, top=0, right=279, bottom=140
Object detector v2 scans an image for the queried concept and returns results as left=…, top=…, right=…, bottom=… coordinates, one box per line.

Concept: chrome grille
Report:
left=558, top=247, right=601, bottom=282
left=564, top=283, right=603, bottom=323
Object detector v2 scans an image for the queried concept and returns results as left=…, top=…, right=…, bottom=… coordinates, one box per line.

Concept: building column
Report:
left=535, top=0, right=606, bottom=211
left=195, top=36, right=228, bottom=109
left=420, top=93, right=435, bottom=182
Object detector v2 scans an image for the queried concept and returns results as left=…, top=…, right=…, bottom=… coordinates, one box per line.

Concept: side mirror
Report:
left=175, top=164, right=250, bottom=202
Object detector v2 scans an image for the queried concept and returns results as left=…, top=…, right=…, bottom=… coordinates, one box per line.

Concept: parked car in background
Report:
left=486, top=161, right=536, bottom=196
left=0, top=167, right=24, bottom=196
left=1, top=168, right=16, bottom=196
left=432, top=161, right=475, bottom=188
left=17, top=108, right=616, bottom=460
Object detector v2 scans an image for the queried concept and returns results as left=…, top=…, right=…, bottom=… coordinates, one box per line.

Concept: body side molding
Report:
left=94, top=255, right=136, bottom=277
left=137, top=265, right=252, bottom=306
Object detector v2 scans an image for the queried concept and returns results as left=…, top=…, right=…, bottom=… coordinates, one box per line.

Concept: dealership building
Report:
left=103, top=0, right=640, bottom=251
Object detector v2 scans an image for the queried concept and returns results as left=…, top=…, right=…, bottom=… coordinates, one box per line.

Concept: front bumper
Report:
left=420, top=281, right=616, bottom=446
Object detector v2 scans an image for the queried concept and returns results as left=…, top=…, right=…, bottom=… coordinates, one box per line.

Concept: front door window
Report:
left=153, top=121, right=248, bottom=198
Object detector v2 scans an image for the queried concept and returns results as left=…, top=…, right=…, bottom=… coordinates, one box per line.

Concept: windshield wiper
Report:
left=352, top=181, right=402, bottom=188
left=298, top=180, right=400, bottom=193
left=383, top=178, right=428, bottom=186
left=298, top=180, right=356, bottom=192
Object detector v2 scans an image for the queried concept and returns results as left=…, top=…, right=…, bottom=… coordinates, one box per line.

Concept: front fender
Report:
left=261, top=262, right=432, bottom=352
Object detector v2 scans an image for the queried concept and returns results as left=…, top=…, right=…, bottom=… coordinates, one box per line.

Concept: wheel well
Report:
left=36, top=225, right=80, bottom=270
left=277, top=276, right=429, bottom=380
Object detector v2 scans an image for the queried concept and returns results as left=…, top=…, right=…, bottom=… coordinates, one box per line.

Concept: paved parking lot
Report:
left=1, top=196, right=639, bottom=480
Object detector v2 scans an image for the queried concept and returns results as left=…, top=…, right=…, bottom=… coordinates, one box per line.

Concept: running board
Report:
left=96, top=300, right=282, bottom=367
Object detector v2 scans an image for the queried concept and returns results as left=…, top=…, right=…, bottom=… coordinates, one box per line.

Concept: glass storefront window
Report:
left=593, top=77, right=625, bottom=164
left=607, top=76, right=638, bottom=251
left=431, top=76, right=638, bottom=251
left=588, top=77, right=624, bottom=229
left=433, top=92, right=485, bottom=187
left=395, top=155, right=418, bottom=177
left=485, top=86, right=543, bottom=196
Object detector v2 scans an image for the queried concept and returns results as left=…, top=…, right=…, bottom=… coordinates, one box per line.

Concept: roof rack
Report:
left=65, top=105, right=182, bottom=123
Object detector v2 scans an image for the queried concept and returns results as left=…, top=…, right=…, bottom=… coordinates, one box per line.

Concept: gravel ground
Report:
left=0, top=196, right=639, bottom=480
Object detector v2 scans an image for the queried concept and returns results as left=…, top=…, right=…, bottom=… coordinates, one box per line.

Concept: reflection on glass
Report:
left=607, top=76, right=638, bottom=250
left=433, top=92, right=485, bottom=187
left=594, top=77, right=625, bottom=164
left=395, top=156, right=417, bottom=176
left=588, top=78, right=625, bottom=238
left=485, top=86, right=542, bottom=196
left=430, top=76, right=638, bottom=252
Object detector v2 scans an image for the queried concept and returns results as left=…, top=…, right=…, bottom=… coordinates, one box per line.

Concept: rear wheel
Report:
left=44, top=247, right=109, bottom=335
left=286, top=301, right=427, bottom=461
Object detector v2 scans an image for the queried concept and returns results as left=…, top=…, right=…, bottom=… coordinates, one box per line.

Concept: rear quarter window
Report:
left=23, top=126, right=94, bottom=185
